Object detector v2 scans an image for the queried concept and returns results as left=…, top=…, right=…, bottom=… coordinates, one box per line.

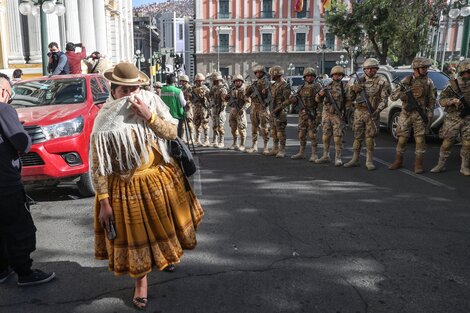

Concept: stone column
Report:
left=27, top=15, right=42, bottom=63
left=77, top=0, right=96, bottom=52
left=93, top=0, right=108, bottom=55
left=46, top=13, right=61, bottom=48
left=6, top=0, right=25, bottom=64
left=64, top=0, right=81, bottom=43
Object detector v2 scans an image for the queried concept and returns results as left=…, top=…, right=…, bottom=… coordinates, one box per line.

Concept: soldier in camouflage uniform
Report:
left=431, top=59, right=470, bottom=176
left=225, top=74, right=251, bottom=151
left=266, top=65, right=292, bottom=158
left=209, top=73, right=228, bottom=148
left=315, top=66, right=351, bottom=166
left=245, top=65, right=271, bottom=154
left=179, top=74, right=194, bottom=143
left=388, top=57, right=436, bottom=174
left=290, top=67, right=323, bottom=161
left=345, top=58, right=391, bottom=170
left=191, top=73, right=211, bottom=146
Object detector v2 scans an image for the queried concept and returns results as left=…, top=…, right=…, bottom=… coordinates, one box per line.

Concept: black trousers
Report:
left=177, top=119, right=184, bottom=138
left=0, top=187, right=36, bottom=276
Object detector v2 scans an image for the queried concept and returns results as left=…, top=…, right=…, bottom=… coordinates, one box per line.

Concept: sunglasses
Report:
left=1, top=88, right=12, bottom=104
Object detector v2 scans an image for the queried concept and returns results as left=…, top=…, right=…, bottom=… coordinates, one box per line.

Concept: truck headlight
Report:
left=42, top=116, right=84, bottom=140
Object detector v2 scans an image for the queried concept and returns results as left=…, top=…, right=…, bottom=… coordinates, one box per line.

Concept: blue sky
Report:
left=133, top=0, right=166, bottom=7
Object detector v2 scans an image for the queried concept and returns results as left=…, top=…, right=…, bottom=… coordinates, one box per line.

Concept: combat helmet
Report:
left=212, top=73, right=223, bottom=81
left=253, top=65, right=265, bottom=74
left=194, top=73, right=205, bottom=81
left=303, top=67, right=317, bottom=77
left=330, top=65, right=345, bottom=76
left=363, top=58, right=380, bottom=69
left=457, top=58, right=470, bottom=75
left=179, top=74, right=189, bottom=82
left=269, top=65, right=284, bottom=77
left=232, top=74, right=244, bottom=82
left=411, top=57, right=432, bottom=69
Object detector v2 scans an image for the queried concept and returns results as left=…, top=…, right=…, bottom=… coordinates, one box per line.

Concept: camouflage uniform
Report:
left=227, top=75, right=251, bottom=151
left=315, top=66, right=351, bottom=166
left=209, top=74, right=228, bottom=148
left=266, top=65, right=292, bottom=158
left=431, top=59, right=470, bottom=176
left=290, top=67, right=323, bottom=162
left=245, top=65, right=271, bottom=154
left=191, top=73, right=211, bottom=146
left=179, top=75, right=194, bottom=143
left=389, top=57, right=436, bottom=174
left=345, top=58, right=391, bottom=170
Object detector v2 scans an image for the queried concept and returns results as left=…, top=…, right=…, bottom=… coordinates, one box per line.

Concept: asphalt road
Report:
left=0, top=114, right=469, bottom=313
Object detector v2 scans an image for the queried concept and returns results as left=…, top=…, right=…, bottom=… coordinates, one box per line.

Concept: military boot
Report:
left=315, top=135, right=331, bottom=164
left=414, top=153, right=424, bottom=174
left=237, top=136, right=246, bottom=152
left=334, top=150, right=343, bottom=167
left=291, top=145, right=306, bottom=160
left=365, top=138, right=375, bottom=170
left=460, top=149, right=470, bottom=176
left=211, top=133, right=218, bottom=148
left=218, top=134, right=225, bottom=148
left=309, top=145, right=318, bottom=162
left=431, top=151, right=450, bottom=173
left=266, top=142, right=279, bottom=156
left=262, top=140, right=270, bottom=155
left=276, top=143, right=286, bottom=158
left=229, top=136, right=238, bottom=150
left=202, top=129, right=210, bottom=147
left=388, top=153, right=403, bottom=170
left=194, top=131, right=202, bottom=146
left=245, top=139, right=258, bottom=153
left=343, top=150, right=360, bottom=168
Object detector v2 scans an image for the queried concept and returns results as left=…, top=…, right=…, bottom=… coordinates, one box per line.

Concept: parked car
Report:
left=354, top=65, right=449, bottom=139
left=11, top=74, right=110, bottom=197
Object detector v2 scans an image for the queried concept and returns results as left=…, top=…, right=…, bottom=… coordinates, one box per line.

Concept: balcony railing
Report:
left=218, top=11, right=231, bottom=19
left=254, top=45, right=279, bottom=53
left=259, top=11, right=274, bottom=18
left=213, top=46, right=235, bottom=53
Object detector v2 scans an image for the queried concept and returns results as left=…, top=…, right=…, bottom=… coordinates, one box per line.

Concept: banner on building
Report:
left=322, top=0, right=332, bottom=12
left=295, top=0, right=304, bottom=12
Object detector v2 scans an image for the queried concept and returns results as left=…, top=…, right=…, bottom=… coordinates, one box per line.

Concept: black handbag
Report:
left=168, top=137, right=197, bottom=177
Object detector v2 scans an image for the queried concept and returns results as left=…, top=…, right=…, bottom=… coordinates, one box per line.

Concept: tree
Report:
left=325, top=0, right=445, bottom=65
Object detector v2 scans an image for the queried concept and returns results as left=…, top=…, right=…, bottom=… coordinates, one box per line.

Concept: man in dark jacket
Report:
left=65, top=42, right=86, bottom=74
left=0, top=74, right=55, bottom=286
left=47, top=42, right=69, bottom=76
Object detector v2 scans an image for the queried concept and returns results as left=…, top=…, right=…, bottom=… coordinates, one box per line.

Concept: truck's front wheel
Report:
left=77, top=171, right=95, bottom=197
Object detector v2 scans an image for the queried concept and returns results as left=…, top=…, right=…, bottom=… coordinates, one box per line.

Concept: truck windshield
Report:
left=11, top=78, right=86, bottom=108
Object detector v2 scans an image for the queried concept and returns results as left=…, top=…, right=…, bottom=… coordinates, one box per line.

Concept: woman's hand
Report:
left=99, top=198, right=114, bottom=232
left=129, top=94, right=152, bottom=121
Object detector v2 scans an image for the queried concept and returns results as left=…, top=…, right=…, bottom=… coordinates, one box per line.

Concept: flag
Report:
left=295, top=0, right=303, bottom=13
left=322, top=0, right=332, bottom=12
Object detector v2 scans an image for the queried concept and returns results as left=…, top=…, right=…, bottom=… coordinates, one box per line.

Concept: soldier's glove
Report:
left=451, top=98, right=462, bottom=108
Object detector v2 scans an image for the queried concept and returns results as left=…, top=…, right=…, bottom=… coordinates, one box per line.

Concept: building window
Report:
left=219, top=0, right=230, bottom=19
left=219, top=34, right=229, bottom=52
left=261, top=0, right=273, bottom=18
left=325, top=33, right=335, bottom=50
left=296, top=33, right=306, bottom=51
left=262, top=33, right=272, bottom=52
left=296, top=0, right=308, bottom=18
left=178, top=24, right=183, bottom=40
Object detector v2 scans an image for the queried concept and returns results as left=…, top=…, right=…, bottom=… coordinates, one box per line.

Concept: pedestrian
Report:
left=161, top=73, right=186, bottom=138
left=388, top=57, right=435, bottom=174
left=65, top=42, right=86, bottom=74
left=266, top=65, right=294, bottom=158
left=84, top=51, right=110, bottom=74
left=315, top=66, right=351, bottom=166
left=226, top=74, right=251, bottom=151
left=0, top=73, right=56, bottom=287
left=345, top=58, right=391, bottom=170
left=209, top=73, right=228, bottom=148
left=245, top=65, right=271, bottom=154
left=289, top=67, right=323, bottom=161
left=91, top=62, right=204, bottom=309
left=431, top=58, right=470, bottom=176
left=179, top=74, right=194, bottom=143
left=12, top=69, right=23, bottom=83
left=190, top=73, right=211, bottom=146
left=154, top=81, right=162, bottom=96
left=47, top=42, right=69, bottom=76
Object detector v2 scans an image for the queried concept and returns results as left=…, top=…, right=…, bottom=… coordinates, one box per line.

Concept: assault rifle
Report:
left=262, top=75, right=273, bottom=108
left=353, top=73, right=373, bottom=114
left=290, top=83, right=316, bottom=120
left=191, top=89, right=211, bottom=118
left=317, top=79, right=343, bottom=117
left=392, top=76, right=429, bottom=125
left=226, top=89, right=243, bottom=112
left=250, top=81, right=266, bottom=106
left=447, top=80, right=470, bottom=118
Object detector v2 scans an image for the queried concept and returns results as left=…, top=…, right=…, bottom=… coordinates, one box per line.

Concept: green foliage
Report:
left=325, top=0, right=446, bottom=66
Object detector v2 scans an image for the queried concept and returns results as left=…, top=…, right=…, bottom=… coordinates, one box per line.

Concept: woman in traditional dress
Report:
left=91, top=62, right=204, bottom=309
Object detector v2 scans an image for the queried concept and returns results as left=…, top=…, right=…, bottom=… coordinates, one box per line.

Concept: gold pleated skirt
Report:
left=94, top=160, right=204, bottom=278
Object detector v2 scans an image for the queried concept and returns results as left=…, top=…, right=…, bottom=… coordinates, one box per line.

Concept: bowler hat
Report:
left=103, top=62, right=149, bottom=86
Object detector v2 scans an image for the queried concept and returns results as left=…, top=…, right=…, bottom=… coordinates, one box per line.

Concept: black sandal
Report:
left=132, top=296, right=148, bottom=310
left=164, top=264, right=175, bottom=272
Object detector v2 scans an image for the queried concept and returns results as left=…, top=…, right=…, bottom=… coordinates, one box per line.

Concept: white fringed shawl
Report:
left=91, top=89, right=178, bottom=176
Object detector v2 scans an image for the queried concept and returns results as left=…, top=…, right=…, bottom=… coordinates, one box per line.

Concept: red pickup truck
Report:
left=11, top=74, right=110, bottom=197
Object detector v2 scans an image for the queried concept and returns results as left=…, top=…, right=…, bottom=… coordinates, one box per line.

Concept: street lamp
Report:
left=336, top=55, right=349, bottom=73
left=19, top=0, right=66, bottom=75
left=147, top=24, right=157, bottom=91
left=448, top=0, right=470, bottom=58
left=287, top=63, right=295, bottom=76
left=215, top=26, right=220, bottom=72
left=134, top=50, right=145, bottom=70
